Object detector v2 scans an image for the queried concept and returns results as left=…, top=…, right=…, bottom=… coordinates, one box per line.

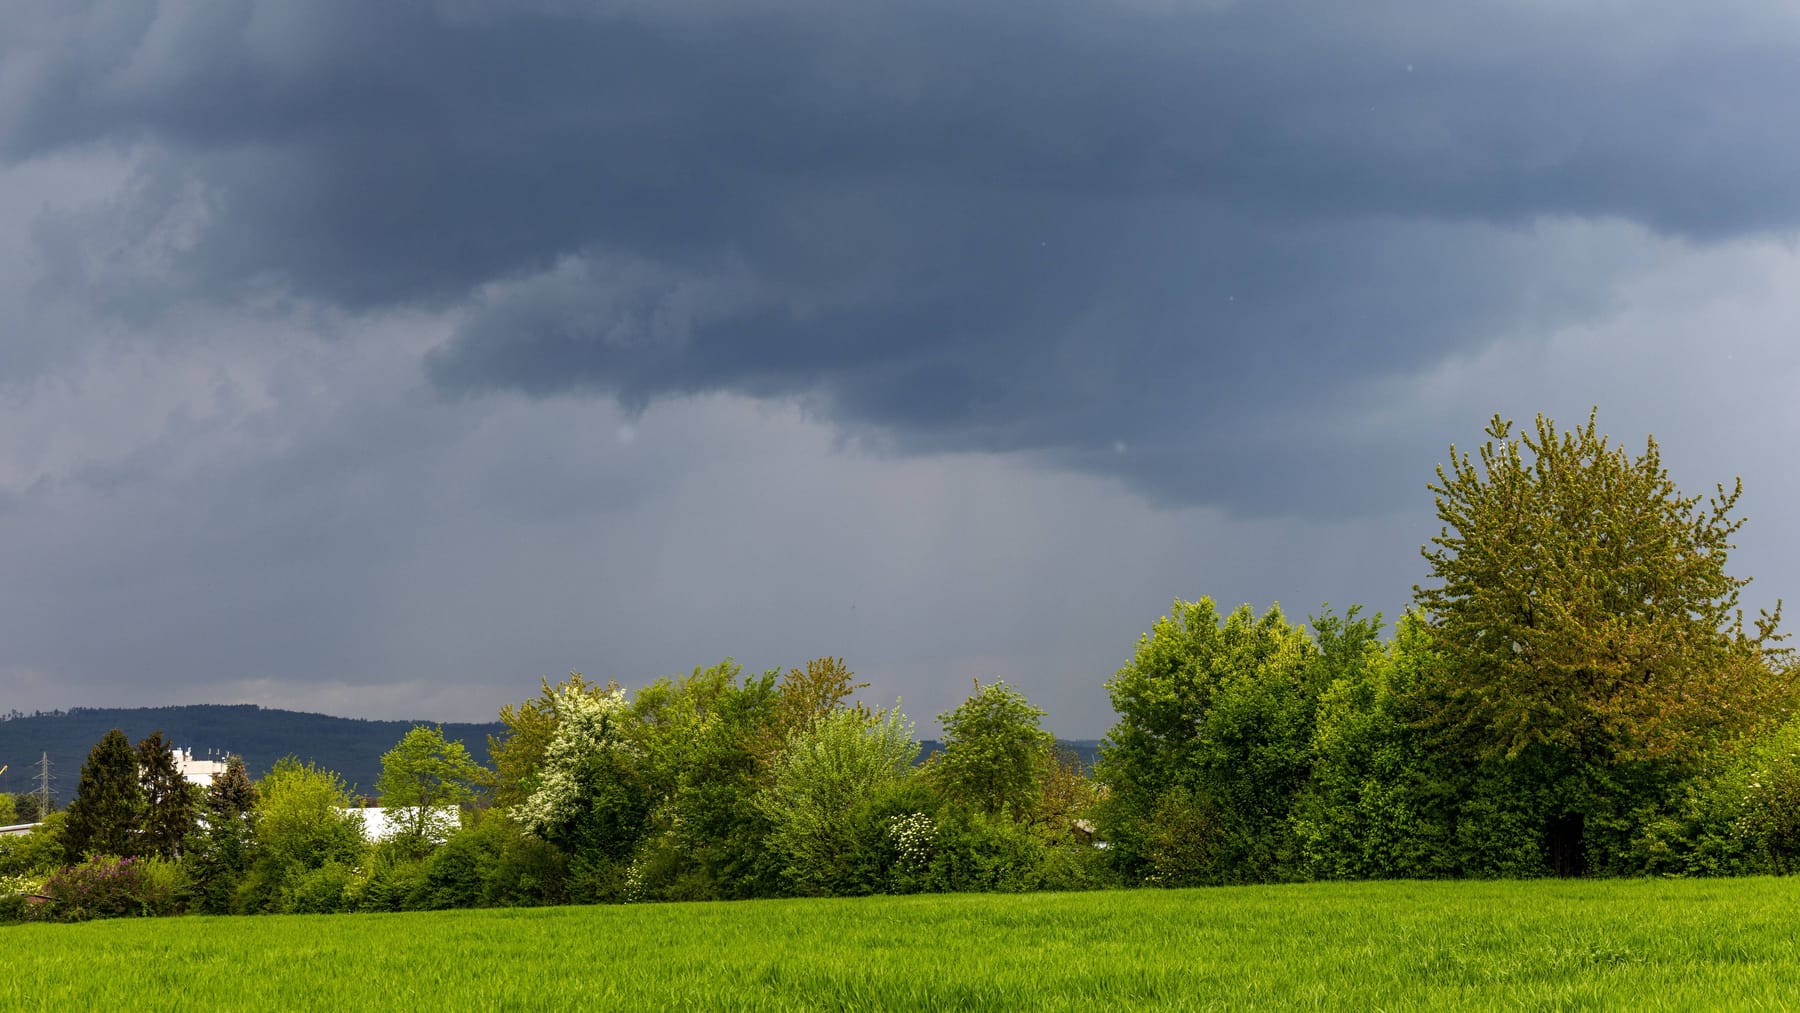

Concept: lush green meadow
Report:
left=9, top=878, right=1800, bottom=1010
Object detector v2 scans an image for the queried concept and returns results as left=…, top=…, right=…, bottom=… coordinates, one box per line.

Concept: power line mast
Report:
left=34, top=751, right=53, bottom=815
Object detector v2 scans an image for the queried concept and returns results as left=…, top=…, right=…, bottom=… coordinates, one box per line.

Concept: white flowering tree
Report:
left=511, top=683, right=640, bottom=851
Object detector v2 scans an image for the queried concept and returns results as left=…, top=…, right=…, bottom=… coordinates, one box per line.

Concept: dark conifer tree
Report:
left=206, top=754, right=259, bottom=818
left=13, top=791, right=42, bottom=823
left=189, top=755, right=259, bottom=914
left=137, top=732, right=198, bottom=858
left=62, top=728, right=146, bottom=863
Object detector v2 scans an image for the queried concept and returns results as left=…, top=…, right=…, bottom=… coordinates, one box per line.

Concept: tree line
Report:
left=4, top=411, right=1799, bottom=921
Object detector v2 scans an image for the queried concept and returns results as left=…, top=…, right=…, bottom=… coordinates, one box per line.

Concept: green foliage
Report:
left=184, top=754, right=260, bottom=914
left=1418, top=412, right=1792, bottom=765
left=209, top=753, right=260, bottom=816
left=13, top=790, right=43, bottom=823
left=136, top=732, right=198, bottom=859
left=414, top=816, right=507, bottom=910
left=1095, top=598, right=1322, bottom=884
left=932, top=680, right=1055, bottom=821
left=0, top=812, right=66, bottom=878
left=764, top=657, right=869, bottom=759
left=758, top=706, right=920, bottom=895
left=350, top=841, right=429, bottom=912
left=30, top=855, right=185, bottom=922
left=629, top=665, right=787, bottom=902
left=375, top=724, right=487, bottom=848
left=1414, top=411, right=1795, bottom=876
left=1017, top=746, right=1105, bottom=849
left=240, top=757, right=367, bottom=913
left=1293, top=611, right=1449, bottom=879
left=490, top=675, right=600, bottom=812
left=62, top=728, right=145, bottom=863
left=411, top=810, right=567, bottom=909
left=1639, top=716, right=1800, bottom=876
left=919, top=807, right=1050, bottom=893
left=510, top=681, right=643, bottom=853
left=0, top=793, right=15, bottom=824
left=285, top=861, right=357, bottom=914
left=1714, top=719, right=1800, bottom=871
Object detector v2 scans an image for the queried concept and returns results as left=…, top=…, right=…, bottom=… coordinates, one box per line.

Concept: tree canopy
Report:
left=1416, top=411, right=1793, bottom=762
left=61, top=729, right=143, bottom=864
left=932, top=680, right=1054, bottom=821
left=1414, top=411, right=1797, bottom=874
left=136, top=732, right=197, bottom=859
left=376, top=725, right=488, bottom=846
left=1095, top=598, right=1322, bottom=884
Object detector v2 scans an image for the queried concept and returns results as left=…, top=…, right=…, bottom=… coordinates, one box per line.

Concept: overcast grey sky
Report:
left=5, top=0, right=1800, bottom=736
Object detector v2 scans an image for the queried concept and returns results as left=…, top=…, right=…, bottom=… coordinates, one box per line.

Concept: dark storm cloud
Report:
left=7, top=0, right=1798, bottom=512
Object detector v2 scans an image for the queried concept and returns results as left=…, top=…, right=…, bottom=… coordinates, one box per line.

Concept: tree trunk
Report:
left=1546, top=812, right=1586, bottom=877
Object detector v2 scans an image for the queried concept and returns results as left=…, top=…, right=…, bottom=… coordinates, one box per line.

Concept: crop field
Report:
left=8, top=878, right=1800, bottom=1010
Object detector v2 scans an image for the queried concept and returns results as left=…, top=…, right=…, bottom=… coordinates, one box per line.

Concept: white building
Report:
left=172, top=748, right=231, bottom=787
left=348, top=805, right=462, bottom=843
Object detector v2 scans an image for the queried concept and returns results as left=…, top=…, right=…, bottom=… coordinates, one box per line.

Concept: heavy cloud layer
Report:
left=10, top=1, right=1800, bottom=512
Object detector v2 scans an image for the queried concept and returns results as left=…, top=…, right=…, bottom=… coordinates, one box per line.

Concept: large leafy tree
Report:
left=62, top=728, right=145, bottom=863
left=931, top=680, right=1054, bottom=821
left=1095, top=599, right=1322, bottom=885
left=626, top=661, right=789, bottom=901
left=511, top=680, right=651, bottom=900
left=750, top=657, right=869, bottom=764
left=490, top=672, right=611, bottom=811
left=241, top=757, right=367, bottom=912
left=1415, top=411, right=1794, bottom=873
left=376, top=725, right=489, bottom=847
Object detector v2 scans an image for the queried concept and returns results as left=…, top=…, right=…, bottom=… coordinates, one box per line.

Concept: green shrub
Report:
left=32, top=855, right=184, bottom=922
left=1635, top=718, right=1800, bottom=877
left=1135, top=786, right=1224, bottom=888
left=566, top=851, right=631, bottom=905
left=241, top=758, right=368, bottom=912
left=354, top=855, right=428, bottom=912
left=415, top=820, right=503, bottom=910
left=923, top=807, right=1048, bottom=893
left=1031, top=842, right=1120, bottom=892
left=485, top=820, right=566, bottom=906
left=1718, top=721, right=1800, bottom=872
left=0, top=872, right=46, bottom=923
left=759, top=707, right=920, bottom=896
left=0, top=813, right=67, bottom=877
left=286, top=861, right=355, bottom=914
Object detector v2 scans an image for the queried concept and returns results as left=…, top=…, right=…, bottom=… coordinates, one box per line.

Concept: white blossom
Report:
left=511, top=684, right=631, bottom=836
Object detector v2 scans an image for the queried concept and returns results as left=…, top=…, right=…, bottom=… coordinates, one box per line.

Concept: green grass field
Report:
left=8, top=878, right=1800, bottom=1010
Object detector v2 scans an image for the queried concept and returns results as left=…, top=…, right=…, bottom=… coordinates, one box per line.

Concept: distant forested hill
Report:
left=916, top=739, right=1101, bottom=770
left=0, top=705, right=502, bottom=802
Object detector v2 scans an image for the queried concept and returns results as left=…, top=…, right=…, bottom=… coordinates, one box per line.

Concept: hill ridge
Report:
left=0, top=703, right=504, bottom=800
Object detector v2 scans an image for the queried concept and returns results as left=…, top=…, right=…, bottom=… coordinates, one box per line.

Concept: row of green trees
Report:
left=1096, top=413, right=1793, bottom=883
left=6, top=410, right=1799, bottom=920
left=1, top=663, right=1107, bottom=919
